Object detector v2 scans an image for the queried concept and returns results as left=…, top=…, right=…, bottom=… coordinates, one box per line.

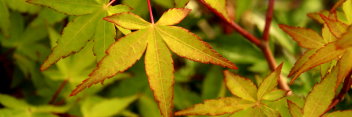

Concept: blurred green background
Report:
left=0, top=0, right=351, bottom=117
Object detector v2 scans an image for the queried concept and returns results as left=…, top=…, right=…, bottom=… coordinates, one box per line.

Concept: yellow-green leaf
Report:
left=303, top=70, right=337, bottom=117
left=262, top=89, right=286, bottom=101
left=175, top=0, right=190, bottom=8
left=93, top=12, right=116, bottom=61
left=257, top=64, right=283, bottom=100
left=279, top=24, right=325, bottom=49
left=0, top=0, right=10, bottom=36
left=323, top=110, right=352, bottom=117
left=322, top=24, right=337, bottom=43
left=70, top=29, right=149, bottom=96
left=335, top=49, right=352, bottom=87
left=343, top=0, right=352, bottom=24
left=156, top=8, right=191, bottom=26
left=322, top=15, right=348, bottom=38
left=289, top=43, right=346, bottom=81
left=104, top=12, right=151, bottom=30
left=145, top=28, right=174, bottom=117
left=289, top=49, right=317, bottom=81
left=201, top=0, right=232, bottom=22
left=157, top=25, right=237, bottom=69
left=287, top=101, right=303, bottom=117
left=175, top=97, right=255, bottom=116
left=41, top=13, right=102, bottom=70
left=224, top=70, right=257, bottom=102
left=28, top=0, right=100, bottom=15
left=336, top=26, right=352, bottom=49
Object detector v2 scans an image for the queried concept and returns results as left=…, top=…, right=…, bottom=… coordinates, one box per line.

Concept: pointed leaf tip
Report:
left=257, top=63, right=283, bottom=100
left=104, top=12, right=150, bottom=30
left=224, top=70, right=257, bottom=102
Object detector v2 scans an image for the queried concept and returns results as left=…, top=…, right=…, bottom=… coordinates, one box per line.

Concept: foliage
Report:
left=0, top=0, right=352, bottom=117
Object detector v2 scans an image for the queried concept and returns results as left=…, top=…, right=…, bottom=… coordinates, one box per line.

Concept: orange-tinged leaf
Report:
left=303, top=70, right=337, bottom=117
left=156, top=25, right=237, bottom=69
left=322, top=24, right=337, bottom=43
left=307, top=11, right=330, bottom=23
left=175, top=97, right=255, bottom=116
left=224, top=70, right=257, bottom=102
left=70, top=29, right=149, bottom=96
left=156, top=8, right=191, bottom=26
left=104, top=12, right=151, bottom=30
left=200, top=0, right=232, bottom=22
left=257, top=64, right=283, bottom=100
left=288, top=101, right=303, bottom=117
left=321, top=15, right=348, bottom=38
left=336, top=26, right=352, bottom=48
left=289, top=49, right=318, bottom=77
left=323, top=110, right=352, bottom=117
left=145, top=28, right=175, bottom=117
left=289, top=43, right=346, bottom=82
left=335, top=49, right=352, bottom=87
left=279, top=24, right=325, bottom=49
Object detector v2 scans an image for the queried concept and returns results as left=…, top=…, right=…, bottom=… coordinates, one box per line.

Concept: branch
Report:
left=49, top=80, right=68, bottom=104
left=198, top=0, right=292, bottom=94
left=263, top=0, right=275, bottom=41
left=147, top=0, right=155, bottom=24
left=325, top=70, right=352, bottom=113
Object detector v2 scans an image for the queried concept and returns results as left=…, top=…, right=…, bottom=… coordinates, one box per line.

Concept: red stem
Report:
left=49, top=80, right=68, bottom=104
left=325, top=70, right=352, bottom=113
left=147, top=0, right=155, bottom=24
left=107, top=0, right=116, bottom=7
left=263, top=0, right=275, bottom=41
left=198, top=0, right=291, bottom=93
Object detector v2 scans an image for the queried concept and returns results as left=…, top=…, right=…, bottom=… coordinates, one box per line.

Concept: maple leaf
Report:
left=175, top=64, right=285, bottom=116
left=280, top=7, right=352, bottom=84
left=28, top=0, right=132, bottom=70
left=69, top=8, right=236, bottom=117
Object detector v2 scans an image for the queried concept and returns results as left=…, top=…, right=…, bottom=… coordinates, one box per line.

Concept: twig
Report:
left=49, top=80, right=68, bottom=104
left=325, top=70, right=352, bottom=113
left=263, top=0, right=275, bottom=41
left=147, top=0, right=155, bottom=24
left=106, top=0, right=116, bottom=7
left=198, top=0, right=292, bottom=94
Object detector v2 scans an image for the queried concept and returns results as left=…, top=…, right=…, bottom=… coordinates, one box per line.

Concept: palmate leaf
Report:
left=32, top=0, right=132, bottom=70
left=200, top=0, right=232, bottom=22
left=224, top=70, right=258, bottom=102
left=257, top=64, right=283, bottom=100
left=71, top=8, right=236, bottom=117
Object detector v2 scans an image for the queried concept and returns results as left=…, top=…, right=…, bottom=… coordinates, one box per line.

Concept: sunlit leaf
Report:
left=288, top=49, right=317, bottom=80
left=303, top=70, right=337, bottom=117
left=6, top=0, right=40, bottom=14
left=262, top=89, right=286, bottom=101
left=224, top=70, right=257, bottom=102
left=257, top=64, right=283, bottom=100
left=104, top=12, right=151, bottom=30
left=336, top=26, right=352, bottom=48
left=156, top=8, right=191, bottom=26
left=175, top=97, right=255, bottom=116
left=322, top=24, right=337, bottom=44
left=289, top=43, right=346, bottom=81
left=200, top=0, right=232, bottom=22
left=287, top=101, right=303, bottom=117
left=279, top=25, right=325, bottom=49
left=343, top=0, right=352, bottom=24
left=335, top=49, right=352, bottom=87
left=321, top=15, right=348, bottom=38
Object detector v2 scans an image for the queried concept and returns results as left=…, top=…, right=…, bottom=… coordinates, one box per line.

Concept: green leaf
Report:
left=175, top=0, right=190, bottom=8
left=260, top=105, right=280, bottom=117
left=257, top=64, right=283, bottom=100
left=201, top=0, right=232, bottom=22
left=156, top=8, right=191, bottom=26
left=138, top=95, right=162, bottom=117
left=6, top=0, right=40, bottom=14
left=93, top=12, right=116, bottom=61
left=288, top=101, right=303, bottom=117
left=41, top=13, right=101, bottom=70
left=104, top=12, right=151, bottom=30
left=154, top=0, right=173, bottom=8
left=70, top=29, right=148, bottom=96
left=336, top=26, right=352, bottom=49
left=202, top=66, right=225, bottom=99
left=175, top=97, right=255, bottom=116
left=157, top=25, right=237, bottom=69
left=0, top=0, right=10, bottom=36
left=323, top=110, right=352, bottom=117
left=145, top=28, right=174, bottom=117
left=81, top=96, right=138, bottom=117
left=289, top=43, right=346, bottom=81
left=279, top=24, right=325, bottom=49
left=0, top=94, right=30, bottom=109
left=303, top=70, right=337, bottom=117
left=322, top=24, right=337, bottom=44
left=262, top=89, right=286, bottom=101
left=28, top=0, right=100, bottom=15
left=343, top=0, right=352, bottom=24
left=224, top=70, right=257, bottom=102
